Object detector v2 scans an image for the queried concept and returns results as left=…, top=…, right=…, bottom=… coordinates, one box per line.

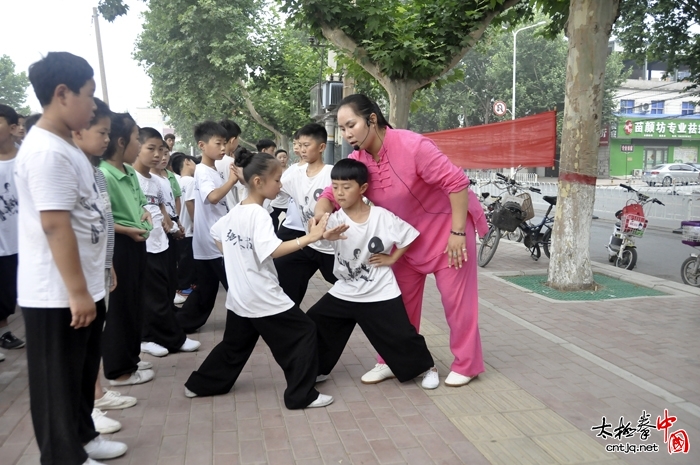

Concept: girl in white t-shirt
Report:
left=184, top=151, right=344, bottom=409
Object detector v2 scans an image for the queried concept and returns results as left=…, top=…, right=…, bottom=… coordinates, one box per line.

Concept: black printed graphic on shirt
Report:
left=79, top=182, right=106, bottom=244
left=0, top=182, right=19, bottom=222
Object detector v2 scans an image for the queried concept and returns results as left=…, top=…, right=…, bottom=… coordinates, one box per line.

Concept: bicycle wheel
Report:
left=506, top=228, right=524, bottom=242
left=615, top=248, right=637, bottom=270
left=478, top=227, right=501, bottom=267
left=542, top=229, right=552, bottom=259
left=680, top=257, right=700, bottom=287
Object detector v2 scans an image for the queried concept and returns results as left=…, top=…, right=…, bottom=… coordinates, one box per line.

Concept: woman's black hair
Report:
left=330, top=158, right=369, bottom=186
left=103, top=112, right=137, bottom=161
left=337, top=94, right=391, bottom=129
left=234, top=150, right=279, bottom=184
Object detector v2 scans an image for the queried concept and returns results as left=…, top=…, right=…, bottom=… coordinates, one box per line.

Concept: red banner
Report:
left=423, top=110, right=557, bottom=169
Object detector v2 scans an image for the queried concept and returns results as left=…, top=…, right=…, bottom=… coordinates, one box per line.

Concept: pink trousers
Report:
left=378, top=219, right=484, bottom=377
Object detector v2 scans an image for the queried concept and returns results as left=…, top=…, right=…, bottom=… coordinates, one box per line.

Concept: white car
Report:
left=642, top=163, right=700, bottom=186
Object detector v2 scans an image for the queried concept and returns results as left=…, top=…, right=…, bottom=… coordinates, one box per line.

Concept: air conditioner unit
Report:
left=632, top=169, right=643, bottom=177
left=310, top=81, right=344, bottom=118
left=640, top=103, right=650, bottom=113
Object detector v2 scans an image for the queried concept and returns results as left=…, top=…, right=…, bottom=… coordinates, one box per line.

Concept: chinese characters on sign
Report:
left=622, top=119, right=700, bottom=139
left=620, top=145, right=634, bottom=153
left=592, top=409, right=690, bottom=455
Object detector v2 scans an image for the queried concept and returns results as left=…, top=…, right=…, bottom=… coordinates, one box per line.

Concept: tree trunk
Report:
left=547, top=0, right=620, bottom=291
left=384, top=80, right=417, bottom=129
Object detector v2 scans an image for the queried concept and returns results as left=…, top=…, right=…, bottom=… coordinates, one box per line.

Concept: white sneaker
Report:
left=315, top=374, right=330, bottom=383
left=307, top=394, right=334, bottom=408
left=173, top=293, right=187, bottom=305
left=421, top=366, right=439, bottom=390
left=141, top=342, right=169, bottom=357
left=83, top=459, right=106, bottom=465
left=0, top=352, right=5, bottom=361
left=84, top=435, right=127, bottom=460
left=361, top=364, right=395, bottom=384
left=184, top=387, right=197, bottom=398
left=137, top=360, right=153, bottom=371
left=444, top=371, right=477, bottom=387
left=94, top=389, right=137, bottom=410
left=109, top=369, right=155, bottom=386
left=91, top=409, right=121, bottom=434
left=179, top=338, right=201, bottom=352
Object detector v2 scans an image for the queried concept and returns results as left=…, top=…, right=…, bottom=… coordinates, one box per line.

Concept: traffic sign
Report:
left=493, top=100, right=507, bottom=116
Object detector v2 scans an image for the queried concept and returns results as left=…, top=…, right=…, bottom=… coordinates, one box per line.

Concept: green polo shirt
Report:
left=99, top=160, right=153, bottom=235
left=166, top=170, right=182, bottom=198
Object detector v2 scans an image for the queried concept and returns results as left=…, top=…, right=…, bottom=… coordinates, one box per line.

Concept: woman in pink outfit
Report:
left=315, top=94, right=488, bottom=387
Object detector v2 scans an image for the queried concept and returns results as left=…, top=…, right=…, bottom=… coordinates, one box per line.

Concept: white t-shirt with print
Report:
left=153, top=173, right=180, bottom=234
left=135, top=171, right=168, bottom=254
left=0, top=157, right=19, bottom=256
left=328, top=206, right=419, bottom=303
left=211, top=203, right=293, bottom=318
left=15, top=127, right=107, bottom=307
left=280, top=164, right=333, bottom=253
left=178, top=175, right=194, bottom=238
left=279, top=163, right=305, bottom=232
left=193, top=164, right=228, bottom=259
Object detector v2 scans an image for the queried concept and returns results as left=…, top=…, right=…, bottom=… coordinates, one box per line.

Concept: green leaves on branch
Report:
left=0, top=55, right=31, bottom=115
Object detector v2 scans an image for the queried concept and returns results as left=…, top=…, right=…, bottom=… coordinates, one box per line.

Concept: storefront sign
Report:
left=620, top=118, right=700, bottom=139
left=600, top=125, right=610, bottom=146
left=621, top=144, right=634, bottom=152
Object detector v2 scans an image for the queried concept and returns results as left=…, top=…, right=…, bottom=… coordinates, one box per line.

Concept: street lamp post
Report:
left=511, top=20, right=546, bottom=176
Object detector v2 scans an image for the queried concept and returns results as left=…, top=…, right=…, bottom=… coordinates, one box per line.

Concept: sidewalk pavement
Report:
left=0, top=240, right=698, bottom=465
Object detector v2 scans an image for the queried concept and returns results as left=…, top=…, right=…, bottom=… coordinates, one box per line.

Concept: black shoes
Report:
left=0, top=331, right=25, bottom=350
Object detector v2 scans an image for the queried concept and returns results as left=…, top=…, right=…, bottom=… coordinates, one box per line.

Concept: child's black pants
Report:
left=23, top=300, right=106, bottom=465
left=306, top=294, right=434, bottom=382
left=0, top=254, right=17, bottom=321
left=102, top=234, right=146, bottom=379
left=185, top=306, right=319, bottom=409
left=177, top=236, right=196, bottom=290
left=274, top=247, right=337, bottom=307
left=176, top=257, right=227, bottom=333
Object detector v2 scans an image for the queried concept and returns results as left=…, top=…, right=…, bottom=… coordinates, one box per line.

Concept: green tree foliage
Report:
left=130, top=0, right=319, bottom=148
left=614, top=0, right=699, bottom=91
left=281, top=0, right=526, bottom=128
left=0, top=55, right=31, bottom=115
left=408, top=25, right=628, bottom=133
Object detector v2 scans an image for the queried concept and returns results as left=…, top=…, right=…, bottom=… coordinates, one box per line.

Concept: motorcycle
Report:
left=606, top=184, right=664, bottom=270
left=680, top=221, right=700, bottom=287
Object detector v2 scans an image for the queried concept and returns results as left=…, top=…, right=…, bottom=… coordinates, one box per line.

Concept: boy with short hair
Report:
left=306, top=159, right=438, bottom=389
left=215, top=119, right=243, bottom=209
left=276, top=131, right=307, bottom=241
left=16, top=51, right=127, bottom=465
left=176, top=121, right=236, bottom=333
left=256, top=138, right=276, bottom=154
left=164, top=133, right=176, bottom=151
left=0, top=104, right=24, bottom=356
left=134, top=128, right=199, bottom=356
left=274, top=123, right=336, bottom=305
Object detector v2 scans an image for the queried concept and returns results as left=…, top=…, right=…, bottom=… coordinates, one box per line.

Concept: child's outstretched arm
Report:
left=206, top=164, right=238, bottom=205
left=369, top=242, right=412, bottom=267
left=41, top=211, right=96, bottom=328
left=271, top=213, right=330, bottom=258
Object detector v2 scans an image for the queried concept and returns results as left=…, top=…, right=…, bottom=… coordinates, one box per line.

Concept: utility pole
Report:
left=93, top=7, right=109, bottom=105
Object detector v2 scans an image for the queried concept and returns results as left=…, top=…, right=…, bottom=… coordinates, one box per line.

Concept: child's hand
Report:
left=308, top=213, right=329, bottom=241
left=369, top=253, right=397, bottom=267
left=110, top=268, right=118, bottom=292
left=228, top=164, right=239, bottom=185
left=163, top=216, right=174, bottom=233
left=125, top=227, right=148, bottom=242
left=323, top=223, right=349, bottom=241
left=69, top=290, right=96, bottom=329
left=174, top=223, right=185, bottom=239
left=141, top=210, right=152, bottom=227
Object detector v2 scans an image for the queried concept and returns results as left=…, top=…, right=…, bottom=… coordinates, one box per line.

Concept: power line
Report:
left=614, top=80, right=685, bottom=100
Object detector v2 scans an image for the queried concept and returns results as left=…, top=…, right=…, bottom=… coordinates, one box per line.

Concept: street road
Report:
left=588, top=218, right=690, bottom=284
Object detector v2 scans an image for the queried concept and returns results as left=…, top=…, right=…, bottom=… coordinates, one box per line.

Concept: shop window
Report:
left=651, top=101, right=664, bottom=114
left=619, top=100, right=635, bottom=114
left=682, top=102, right=695, bottom=115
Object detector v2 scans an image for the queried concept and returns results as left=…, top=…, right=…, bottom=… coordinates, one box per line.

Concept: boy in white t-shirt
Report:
left=134, top=128, right=199, bottom=358
left=176, top=121, right=237, bottom=333
left=16, top=52, right=126, bottom=465
left=185, top=151, right=345, bottom=409
left=0, top=104, right=24, bottom=357
left=274, top=123, right=337, bottom=306
left=276, top=133, right=307, bottom=242
left=214, top=119, right=244, bottom=209
left=306, top=159, right=438, bottom=390
left=171, top=153, right=198, bottom=295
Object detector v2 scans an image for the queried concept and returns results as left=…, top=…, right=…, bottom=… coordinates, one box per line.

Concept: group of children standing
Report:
left=3, top=51, right=450, bottom=465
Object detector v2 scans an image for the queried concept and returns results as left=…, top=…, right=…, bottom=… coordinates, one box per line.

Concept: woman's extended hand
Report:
left=444, top=233, right=467, bottom=268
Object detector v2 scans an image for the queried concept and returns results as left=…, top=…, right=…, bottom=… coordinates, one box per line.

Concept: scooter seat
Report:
left=543, top=196, right=557, bottom=206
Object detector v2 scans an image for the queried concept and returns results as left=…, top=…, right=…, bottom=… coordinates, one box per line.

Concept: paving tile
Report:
left=330, top=410, right=360, bottom=431
left=469, top=372, right=521, bottom=392
left=401, top=446, right=434, bottom=465
left=239, top=439, right=266, bottom=464
left=472, top=437, right=559, bottom=465
left=309, top=421, right=340, bottom=445
left=350, top=452, right=381, bottom=465
left=531, top=432, right=612, bottom=464
left=432, top=392, right=496, bottom=416
left=504, top=409, right=579, bottom=436
left=369, top=438, right=404, bottom=464
left=265, top=448, right=295, bottom=465
left=290, top=435, right=320, bottom=460
left=319, top=442, right=352, bottom=464
left=479, top=390, right=547, bottom=413
left=160, top=434, right=187, bottom=457
left=262, top=426, right=289, bottom=451
left=213, top=431, right=238, bottom=455
left=339, top=429, right=371, bottom=455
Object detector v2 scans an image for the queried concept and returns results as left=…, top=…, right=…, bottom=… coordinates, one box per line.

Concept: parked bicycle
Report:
left=605, top=184, right=664, bottom=270
left=478, top=172, right=556, bottom=267
left=680, top=221, right=700, bottom=287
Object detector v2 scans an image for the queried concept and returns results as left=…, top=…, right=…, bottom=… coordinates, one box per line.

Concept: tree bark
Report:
left=385, top=80, right=418, bottom=129
left=547, top=0, right=620, bottom=290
